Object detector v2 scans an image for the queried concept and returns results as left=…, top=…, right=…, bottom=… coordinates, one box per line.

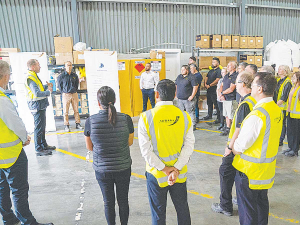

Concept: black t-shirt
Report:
left=235, top=94, right=251, bottom=128
left=206, top=68, right=222, bottom=92
left=175, top=73, right=198, bottom=100
left=222, top=71, right=238, bottom=100
left=273, top=77, right=292, bottom=103
left=194, top=72, right=203, bottom=96
left=84, top=112, right=134, bottom=137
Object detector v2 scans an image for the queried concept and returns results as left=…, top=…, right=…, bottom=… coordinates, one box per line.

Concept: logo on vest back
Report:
left=159, top=116, right=180, bottom=126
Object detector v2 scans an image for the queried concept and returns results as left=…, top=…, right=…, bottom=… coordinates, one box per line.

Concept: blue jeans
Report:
left=0, top=149, right=37, bottom=225
left=195, top=95, right=200, bottom=119
left=95, top=168, right=131, bottom=225
left=280, top=110, right=287, bottom=143
left=146, top=172, right=191, bottom=225
left=32, top=110, right=47, bottom=151
left=142, top=89, right=155, bottom=112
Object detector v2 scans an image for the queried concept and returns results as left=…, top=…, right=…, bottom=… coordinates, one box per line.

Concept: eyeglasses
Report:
left=251, top=83, right=261, bottom=88
left=237, top=80, right=243, bottom=83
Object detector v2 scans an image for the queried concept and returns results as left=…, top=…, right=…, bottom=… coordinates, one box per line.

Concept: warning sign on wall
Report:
left=151, top=61, right=161, bottom=71
left=135, top=63, right=145, bottom=73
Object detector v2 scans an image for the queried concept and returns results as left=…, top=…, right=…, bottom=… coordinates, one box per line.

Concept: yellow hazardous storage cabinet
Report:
left=130, top=59, right=166, bottom=117
left=118, top=60, right=133, bottom=117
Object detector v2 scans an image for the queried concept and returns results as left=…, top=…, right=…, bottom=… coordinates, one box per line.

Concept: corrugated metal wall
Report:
left=245, top=3, right=300, bottom=46
left=77, top=2, right=239, bottom=53
left=0, top=0, right=299, bottom=54
left=0, top=0, right=75, bottom=53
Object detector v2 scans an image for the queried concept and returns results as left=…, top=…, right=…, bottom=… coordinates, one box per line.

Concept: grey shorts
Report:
left=223, top=100, right=238, bottom=119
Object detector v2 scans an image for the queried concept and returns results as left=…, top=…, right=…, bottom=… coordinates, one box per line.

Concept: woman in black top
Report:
left=84, top=86, right=134, bottom=225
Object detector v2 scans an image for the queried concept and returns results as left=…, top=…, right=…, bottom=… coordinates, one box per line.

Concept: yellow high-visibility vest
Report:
left=228, top=95, right=256, bottom=144
left=25, top=70, right=46, bottom=101
left=289, top=86, right=300, bottom=119
left=0, top=90, right=22, bottom=168
left=277, top=77, right=291, bottom=110
left=140, top=104, right=192, bottom=187
left=232, top=100, right=282, bottom=189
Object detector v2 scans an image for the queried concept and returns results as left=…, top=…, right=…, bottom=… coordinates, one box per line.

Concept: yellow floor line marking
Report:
left=131, top=172, right=146, bottom=180
left=187, top=190, right=214, bottom=199
left=193, top=149, right=223, bottom=157
left=269, top=213, right=299, bottom=224
left=196, top=128, right=222, bottom=133
left=294, top=169, right=299, bottom=173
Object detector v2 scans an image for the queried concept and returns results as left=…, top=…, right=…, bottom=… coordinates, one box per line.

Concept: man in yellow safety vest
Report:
left=25, top=59, right=56, bottom=156
left=232, top=72, right=282, bottom=225
left=0, top=60, right=53, bottom=225
left=138, top=79, right=195, bottom=225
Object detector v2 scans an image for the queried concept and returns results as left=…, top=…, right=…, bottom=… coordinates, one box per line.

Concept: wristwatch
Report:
left=227, top=145, right=232, bottom=150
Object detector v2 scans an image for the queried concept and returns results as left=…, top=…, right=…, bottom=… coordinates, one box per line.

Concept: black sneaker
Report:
left=36, top=150, right=52, bottom=156
left=279, top=141, right=283, bottom=146
left=220, top=128, right=230, bottom=136
left=201, top=115, right=212, bottom=120
left=211, top=203, right=233, bottom=216
left=217, top=125, right=224, bottom=131
left=44, top=145, right=56, bottom=150
left=213, top=119, right=220, bottom=124
left=285, top=151, right=298, bottom=157
left=282, top=149, right=292, bottom=154
left=76, top=123, right=84, bottom=129
left=193, top=125, right=197, bottom=131
left=196, top=117, right=199, bottom=123
left=65, top=125, right=70, bottom=132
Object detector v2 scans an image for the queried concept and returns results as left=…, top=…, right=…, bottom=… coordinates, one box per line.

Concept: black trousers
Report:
left=287, top=113, right=300, bottom=153
left=207, top=90, right=220, bottom=119
left=219, top=152, right=235, bottom=212
left=217, top=101, right=225, bottom=126
left=235, top=171, right=269, bottom=225
left=280, top=110, right=287, bottom=143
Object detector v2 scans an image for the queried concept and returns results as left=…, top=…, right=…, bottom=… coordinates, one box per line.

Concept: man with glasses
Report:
left=57, top=61, right=83, bottom=132
left=212, top=71, right=256, bottom=216
left=232, top=72, right=282, bottom=225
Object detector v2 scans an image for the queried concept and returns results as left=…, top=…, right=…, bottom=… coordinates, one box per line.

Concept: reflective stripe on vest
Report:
left=0, top=139, right=21, bottom=148
left=25, top=71, right=47, bottom=101
left=240, top=107, right=276, bottom=164
left=145, top=110, right=189, bottom=162
left=277, top=77, right=291, bottom=110
left=290, top=86, right=300, bottom=118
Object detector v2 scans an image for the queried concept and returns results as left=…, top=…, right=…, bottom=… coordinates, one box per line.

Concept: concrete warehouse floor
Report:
left=2, top=113, right=300, bottom=225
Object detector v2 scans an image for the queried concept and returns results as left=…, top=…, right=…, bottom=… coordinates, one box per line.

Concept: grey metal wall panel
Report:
left=77, top=2, right=239, bottom=53
left=245, top=6, right=300, bottom=47
left=0, top=0, right=74, bottom=54
left=247, top=0, right=300, bottom=7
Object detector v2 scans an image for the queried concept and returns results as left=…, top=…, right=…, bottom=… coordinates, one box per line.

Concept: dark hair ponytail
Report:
left=97, top=86, right=117, bottom=126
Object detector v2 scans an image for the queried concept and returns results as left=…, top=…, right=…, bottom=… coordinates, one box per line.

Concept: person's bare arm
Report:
left=222, top=83, right=236, bottom=95
left=210, top=78, right=220, bottom=87
left=128, top=133, right=134, bottom=146
left=188, top=85, right=199, bottom=101
left=85, top=136, right=93, bottom=151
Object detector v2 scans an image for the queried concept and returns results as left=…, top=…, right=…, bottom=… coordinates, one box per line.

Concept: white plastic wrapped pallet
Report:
left=286, top=40, right=300, bottom=68
left=266, top=40, right=292, bottom=72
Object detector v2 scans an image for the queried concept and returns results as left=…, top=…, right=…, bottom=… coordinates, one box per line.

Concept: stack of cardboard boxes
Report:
left=196, top=35, right=264, bottom=49
left=0, top=48, right=21, bottom=65
left=80, top=93, right=89, bottom=115
left=54, top=37, right=73, bottom=65
left=240, top=55, right=263, bottom=67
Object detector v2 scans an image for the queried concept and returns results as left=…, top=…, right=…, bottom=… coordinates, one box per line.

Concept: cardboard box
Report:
left=79, top=80, right=87, bottom=90
left=293, top=67, right=299, bottom=72
left=211, top=35, right=222, bottom=48
left=0, top=48, right=21, bottom=57
left=82, top=108, right=89, bottom=115
left=150, top=50, right=165, bottom=59
left=195, top=35, right=211, bottom=49
left=248, top=36, right=256, bottom=49
left=222, top=35, right=232, bottom=48
left=55, top=52, right=73, bottom=65
left=198, top=56, right=213, bottom=69
left=73, top=51, right=85, bottom=64
left=0, top=56, right=10, bottom=65
left=240, top=36, right=248, bottom=49
left=54, top=37, right=73, bottom=53
left=232, top=35, right=240, bottom=48
left=255, top=55, right=263, bottom=67
left=240, top=55, right=248, bottom=62
left=81, top=93, right=88, bottom=100
left=255, top=36, right=264, bottom=49
left=56, top=110, right=63, bottom=117
left=219, top=56, right=237, bottom=67
left=82, top=101, right=89, bottom=108
left=247, top=55, right=255, bottom=64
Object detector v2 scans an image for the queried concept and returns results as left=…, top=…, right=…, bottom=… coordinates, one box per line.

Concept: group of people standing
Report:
left=1, top=55, right=300, bottom=225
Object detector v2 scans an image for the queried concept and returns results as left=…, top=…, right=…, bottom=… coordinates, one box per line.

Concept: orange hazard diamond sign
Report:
left=135, top=63, right=145, bottom=73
